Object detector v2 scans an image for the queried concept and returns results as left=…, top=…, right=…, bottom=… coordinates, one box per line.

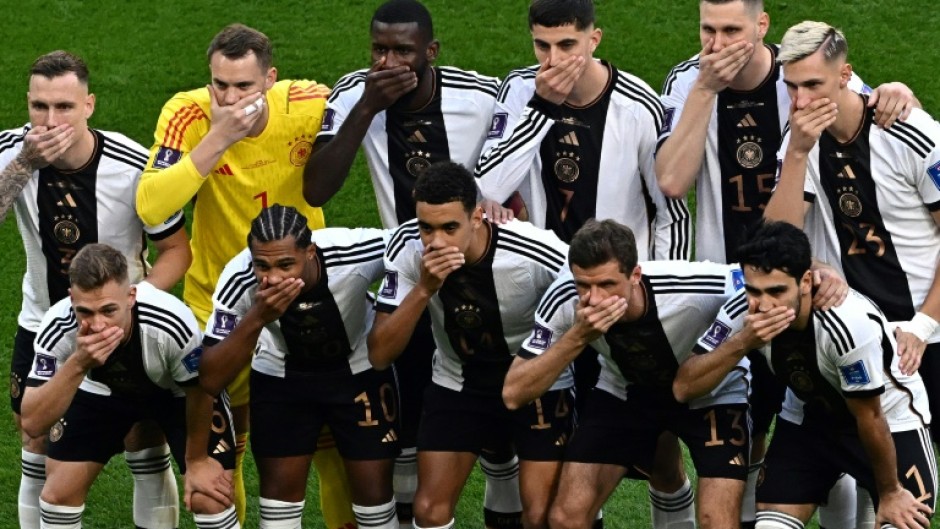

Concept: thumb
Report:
left=812, top=269, right=822, bottom=286
left=866, top=89, right=879, bottom=108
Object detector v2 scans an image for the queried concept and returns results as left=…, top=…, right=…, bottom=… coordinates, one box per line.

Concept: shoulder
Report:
left=644, top=261, right=736, bottom=295
left=496, top=220, right=567, bottom=270
left=496, top=65, right=539, bottom=103
left=662, top=55, right=701, bottom=96
left=282, top=79, right=330, bottom=102
left=98, top=130, right=149, bottom=172
left=814, top=291, right=880, bottom=355
left=136, top=283, right=199, bottom=349
left=214, top=249, right=257, bottom=307
left=881, top=108, right=940, bottom=159
left=439, top=66, right=499, bottom=98
left=611, top=66, right=664, bottom=126
left=0, top=124, right=29, bottom=158
left=35, top=298, right=78, bottom=353
left=327, top=69, right=369, bottom=104
left=386, top=219, right=423, bottom=262
left=156, top=90, right=210, bottom=146
left=314, top=227, right=387, bottom=268
left=535, top=271, right=578, bottom=322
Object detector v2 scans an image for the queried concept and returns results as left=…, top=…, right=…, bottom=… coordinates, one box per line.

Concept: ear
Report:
left=85, top=93, right=96, bottom=120
left=799, top=270, right=813, bottom=295
left=265, top=67, right=278, bottom=91
left=427, top=39, right=440, bottom=62
left=590, top=28, right=603, bottom=54
left=471, top=205, right=484, bottom=228
left=630, top=264, right=642, bottom=284
left=757, top=12, right=770, bottom=39
left=306, top=244, right=317, bottom=261
left=840, top=63, right=852, bottom=89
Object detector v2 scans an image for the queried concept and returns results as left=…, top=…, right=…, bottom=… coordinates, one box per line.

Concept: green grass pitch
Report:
left=0, top=1, right=937, bottom=527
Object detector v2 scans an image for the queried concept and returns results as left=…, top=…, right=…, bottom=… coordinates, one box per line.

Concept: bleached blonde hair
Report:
left=778, top=21, right=847, bottom=64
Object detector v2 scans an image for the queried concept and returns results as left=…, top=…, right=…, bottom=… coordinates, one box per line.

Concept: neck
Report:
left=464, top=220, right=491, bottom=265
left=405, top=67, right=436, bottom=112
left=302, top=250, right=321, bottom=293
left=567, top=59, right=608, bottom=106
left=792, top=294, right=813, bottom=330
left=828, top=90, right=865, bottom=143
left=728, top=43, right=773, bottom=91
left=52, top=128, right=95, bottom=171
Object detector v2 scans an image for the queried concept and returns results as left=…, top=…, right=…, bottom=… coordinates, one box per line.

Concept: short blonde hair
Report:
left=778, top=21, right=847, bottom=64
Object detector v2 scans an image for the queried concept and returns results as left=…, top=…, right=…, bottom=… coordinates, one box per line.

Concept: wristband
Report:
left=897, top=312, right=939, bottom=342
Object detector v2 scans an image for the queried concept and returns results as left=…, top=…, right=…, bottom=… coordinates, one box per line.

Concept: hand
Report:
left=183, top=457, right=233, bottom=511
left=418, top=245, right=464, bottom=294
left=74, top=319, right=124, bottom=370
left=811, top=267, right=848, bottom=310
left=206, top=86, right=265, bottom=148
left=694, top=39, right=754, bottom=94
left=19, top=124, right=76, bottom=169
left=573, top=293, right=628, bottom=343
left=788, top=98, right=838, bottom=155
left=894, top=328, right=926, bottom=376
left=534, top=55, right=586, bottom=105
left=250, top=276, right=304, bottom=324
left=875, top=486, right=932, bottom=529
left=869, top=82, right=916, bottom=129
left=739, top=302, right=795, bottom=350
left=480, top=199, right=514, bottom=224
left=360, top=56, right=418, bottom=114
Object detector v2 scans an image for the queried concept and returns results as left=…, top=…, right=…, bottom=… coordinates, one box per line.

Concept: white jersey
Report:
left=376, top=219, right=568, bottom=396
left=317, top=67, right=499, bottom=229
left=522, top=261, right=748, bottom=408
left=204, top=228, right=387, bottom=377
left=27, top=282, right=201, bottom=398
left=779, top=106, right=940, bottom=342
left=0, top=125, right=185, bottom=331
left=696, top=289, right=930, bottom=432
left=475, top=61, right=690, bottom=258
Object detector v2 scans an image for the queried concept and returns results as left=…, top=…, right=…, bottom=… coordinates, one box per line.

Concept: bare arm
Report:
left=182, top=384, right=232, bottom=510
left=0, top=154, right=33, bottom=224
left=0, top=125, right=76, bottom=222
left=146, top=227, right=192, bottom=291
left=368, top=287, right=433, bottom=371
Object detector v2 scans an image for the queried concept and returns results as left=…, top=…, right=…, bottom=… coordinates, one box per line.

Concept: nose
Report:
left=45, top=108, right=59, bottom=128
left=756, top=295, right=774, bottom=313
left=383, top=51, right=402, bottom=69
left=220, top=88, right=240, bottom=106
left=548, top=46, right=565, bottom=67
left=794, top=88, right=814, bottom=110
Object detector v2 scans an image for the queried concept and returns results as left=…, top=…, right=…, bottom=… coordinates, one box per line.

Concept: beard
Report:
left=390, top=60, right=431, bottom=111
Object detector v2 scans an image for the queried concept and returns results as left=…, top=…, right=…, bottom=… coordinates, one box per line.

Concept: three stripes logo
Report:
left=737, top=114, right=757, bottom=128
left=558, top=131, right=580, bottom=147
left=214, top=164, right=234, bottom=176
left=728, top=453, right=745, bottom=466
left=56, top=193, right=77, bottom=208
left=555, top=433, right=568, bottom=447
left=837, top=165, right=857, bottom=180
left=407, top=130, right=428, bottom=143
left=382, top=429, right=398, bottom=443
left=214, top=439, right=232, bottom=454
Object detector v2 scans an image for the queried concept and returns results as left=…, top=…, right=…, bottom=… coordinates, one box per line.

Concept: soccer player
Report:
left=655, top=3, right=917, bottom=524
left=135, top=25, right=352, bottom=526
left=474, top=2, right=691, bottom=524
left=369, top=162, right=571, bottom=529
left=504, top=219, right=750, bottom=529
left=20, top=244, right=238, bottom=529
left=766, top=18, right=940, bottom=438
left=675, top=220, right=936, bottom=529
left=0, top=51, right=191, bottom=529
left=198, top=205, right=399, bottom=529
left=304, top=2, right=520, bottom=525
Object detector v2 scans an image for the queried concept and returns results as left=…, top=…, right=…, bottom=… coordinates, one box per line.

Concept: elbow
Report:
left=302, top=180, right=327, bottom=208
left=367, top=338, right=393, bottom=371
left=658, top=176, right=689, bottom=200
left=502, top=384, right=526, bottom=411
left=672, top=377, right=693, bottom=404
left=198, top=375, right=225, bottom=398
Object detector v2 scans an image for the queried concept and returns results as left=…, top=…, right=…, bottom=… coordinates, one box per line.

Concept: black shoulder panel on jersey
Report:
left=614, top=73, right=664, bottom=134
left=387, top=221, right=421, bottom=262
left=217, top=260, right=257, bottom=308
left=662, top=58, right=699, bottom=96
left=138, top=302, right=194, bottom=350
left=816, top=309, right=856, bottom=356
left=327, top=71, right=368, bottom=103
left=322, top=236, right=386, bottom=268
left=36, top=310, right=78, bottom=352
left=439, top=67, right=499, bottom=98
left=536, top=280, right=578, bottom=321
left=497, top=228, right=566, bottom=271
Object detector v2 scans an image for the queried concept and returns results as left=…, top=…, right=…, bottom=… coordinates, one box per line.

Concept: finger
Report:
left=207, top=85, right=219, bottom=109
left=78, top=319, right=91, bottom=336
left=877, top=99, right=904, bottom=129
left=370, top=55, right=387, bottom=72
left=700, top=38, right=715, bottom=56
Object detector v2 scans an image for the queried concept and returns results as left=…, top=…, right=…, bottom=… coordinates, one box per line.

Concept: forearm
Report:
left=655, top=87, right=716, bottom=198
left=673, top=336, right=749, bottom=403
left=184, top=385, right=215, bottom=463
left=199, top=315, right=264, bottom=396
left=503, top=333, right=587, bottom=410
left=303, top=104, right=375, bottom=206
left=0, top=154, right=34, bottom=223
left=854, top=402, right=903, bottom=497
left=20, top=361, right=87, bottom=437
left=368, top=289, right=433, bottom=370
left=137, top=155, right=208, bottom=226
left=764, top=148, right=809, bottom=228
left=147, top=232, right=192, bottom=291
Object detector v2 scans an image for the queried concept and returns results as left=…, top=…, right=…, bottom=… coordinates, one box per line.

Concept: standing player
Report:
left=504, top=220, right=750, bottom=529
left=304, top=2, right=520, bottom=526
left=655, top=3, right=916, bottom=524
left=765, top=19, right=940, bottom=450
left=197, top=205, right=398, bottom=529
left=474, top=2, right=691, bottom=524
left=369, top=162, right=571, bottom=529
left=675, top=221, right=935, bottom=529
left=0, top=51, right=191, bottom=529
left=20, top=244, right=238, bottom=529
left=135, top=25, right=352, bottom=526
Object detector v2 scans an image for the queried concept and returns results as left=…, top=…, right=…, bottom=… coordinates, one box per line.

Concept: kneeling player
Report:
left=675, top=220, right=936, bottom=529
left=20, top=244, right=237, bottom=529
left=199, top=205, right=399, bottom=529
left=503, top=219, right=750, bottom=529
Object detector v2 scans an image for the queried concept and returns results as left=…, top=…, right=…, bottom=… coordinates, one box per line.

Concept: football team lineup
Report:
left=1, top=0, right=938, bottom=528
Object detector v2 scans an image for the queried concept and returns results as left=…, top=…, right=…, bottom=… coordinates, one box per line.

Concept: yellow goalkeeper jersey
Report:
left=138, top=79, right=328, bottom=324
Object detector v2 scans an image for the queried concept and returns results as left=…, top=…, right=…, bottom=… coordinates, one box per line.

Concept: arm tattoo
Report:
left=0, top=154, right=34, bottom=223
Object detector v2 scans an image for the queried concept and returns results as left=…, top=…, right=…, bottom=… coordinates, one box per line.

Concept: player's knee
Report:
left=21, top=431, right=47, bottom=453
left=189, top=490, right=230, bottom=515
left=412, top=493, right=454, bottom=527
left=547, top=503, right=588, bottom=529
left=39, top=488, right=80, bottom=508
left=521, top=501, right=550, bottom=529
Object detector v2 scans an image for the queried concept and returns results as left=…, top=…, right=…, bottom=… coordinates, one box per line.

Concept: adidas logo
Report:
left=381, top=429, right=398, bottom=443
left=214, top=164, right=234, bottom=176
left=729, top=453, right=745, bottom=466
left=737, top=114, right=757, bottom=128
left=554, top=433, right=568, bottom=447
left=408, top=130, right=427, bottom=143
left=56, top=193, right=77, bottom=208
left=837, top=165, right=857, bottom=179
left=558, top=131, right=579, bottom=146
left=213, top=439, right=231, bottom=454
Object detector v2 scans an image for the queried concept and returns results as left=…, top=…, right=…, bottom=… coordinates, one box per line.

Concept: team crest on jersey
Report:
left=154, top=146, right=182, bottom=169
left=212, top=311, right=238, bottom=337
left=9, top=373, right=20, bottom=400
left=379, top=271, right=398, bottom=299
left=662, top=107, right=676, bottom=135
left=736, top=136, right=763, bottom=169
left=454, top=304, right=483, bottom=329
left=528, top=324, right=553, bottom=350
left=288, top=135, right=314, bottom=166
left=406, top=151, right=432, bottom=176
left=928, top=160, right=940, bottom=191
left=731, top=268, right=745, bottom=291
left=838, top=187, right=863, bottom=217
left=182, top=347, right=203, bottom=374
left=839, top=360, right=871, bottom=385
left=488, top=113, right=508, bottom=139
left=321, top=109, right=335, bottom=132
left=53, top=215, right=80, bottom=244
left=701, top=321, right=732, bottom=349
left=34, top=354, right=56, bottom=377
left=554, top=153, right=580, bottom=183
left=49, top=419, right=65, bottom=443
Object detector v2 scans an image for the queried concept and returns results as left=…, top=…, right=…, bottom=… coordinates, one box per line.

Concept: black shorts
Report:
left=250, top=368, right=401, bottom=461
left=565, top=388, right=750, bottom=481
left=417, top=384, right=573, bottom=462
left=919, top=342, right=940, bottom=436
left=757, top=418, right=937, bottom=511
left=46, top=388, right=235, bottom=474
left=747, top=351, right=785, bottom=437
left=393, top=310, right=435, bottom=448
left=10, top=326, right=36, bottom=414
